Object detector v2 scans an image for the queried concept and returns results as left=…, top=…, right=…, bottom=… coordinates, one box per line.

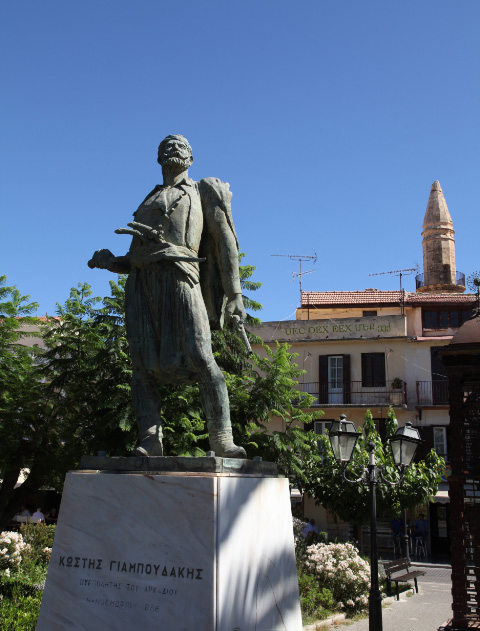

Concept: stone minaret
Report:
left=418, top=180, right=465, bottom=293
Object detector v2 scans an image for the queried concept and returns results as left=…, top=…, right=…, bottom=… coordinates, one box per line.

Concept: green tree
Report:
left=223, top=342, right=322, bottom=483
left=0, top=276, right=137, bottom=530
left=42, top=278, right=137, bottom=461
left=309, top=408, right=443, bottom=530
left=0, top=276, right=54, bottom=530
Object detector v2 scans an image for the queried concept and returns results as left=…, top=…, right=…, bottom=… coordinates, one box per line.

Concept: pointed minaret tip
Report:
left=421, top=179, right=460, bottom=291
left=424, top=180, right=451, bottom=228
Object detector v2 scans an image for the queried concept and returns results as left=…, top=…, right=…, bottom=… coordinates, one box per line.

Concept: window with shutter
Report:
left=318, top=355, right=351, bottom=404
left=446, top=426, right=451, bottom=463
left=423, top=308, right=474, bottom=329
left=431, top=347, right=448, bottom=405
left=318, top=355, right=328, bottom=404
left=373, top=418, right=387, bottom=444
left=415, top=426, right=434, bottom=462
left=343, top=354, right=351, bottom=404
left=314, top=421, right=333, bottom=436
left=361, top=353, right=386, bottom=387
left=433, top=427, right=448, bottom=460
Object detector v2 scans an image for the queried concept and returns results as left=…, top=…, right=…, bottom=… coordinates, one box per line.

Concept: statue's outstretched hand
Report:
left=88, top=249, right=116, bottom=270
left=225, top=294, right=247, bottom=325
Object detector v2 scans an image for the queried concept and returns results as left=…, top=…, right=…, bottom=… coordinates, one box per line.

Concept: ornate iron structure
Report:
left=438, top=320, right=480, bottom=629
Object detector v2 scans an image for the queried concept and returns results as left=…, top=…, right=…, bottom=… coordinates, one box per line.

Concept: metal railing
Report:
left=416, top=270, right=465, bottom=289
left=415, top=381, right=449, bottom=405
left=297, top=381, right=407, bottom=407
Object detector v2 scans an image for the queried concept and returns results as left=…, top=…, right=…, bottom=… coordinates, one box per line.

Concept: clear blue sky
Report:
left=1, top=1, right=479, bottom=322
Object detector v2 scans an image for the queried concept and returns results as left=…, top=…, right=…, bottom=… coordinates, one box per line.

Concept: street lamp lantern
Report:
left=328, top=414, right=360, bottom=466
left=389, top=422, right=421, bottom=469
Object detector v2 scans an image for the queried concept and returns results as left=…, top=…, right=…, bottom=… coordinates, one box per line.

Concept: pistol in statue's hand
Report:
left=225, top=294, right=247, bottom=325
left=231, top=313, right=253, bottom=356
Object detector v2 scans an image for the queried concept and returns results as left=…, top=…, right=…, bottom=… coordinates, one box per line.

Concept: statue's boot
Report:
left=130, top=370, right=164, bottom=457
left=208, top=426, right=246, bottom=459
left=199, top=371, right=246, bottom=459
left=132, top=419, right=163, bottom=457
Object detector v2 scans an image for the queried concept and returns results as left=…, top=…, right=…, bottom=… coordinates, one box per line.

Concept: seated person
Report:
left=31, top=508, right=45, bottom=523
left=389, top=515, right=404, bottom=543
left=413, top=513, right=429, bottom=544
left=14, top=505, right=31, bottom=522
left=45, top=508, right=58, bottom=524
left=301, top=517, right=313, bottom=539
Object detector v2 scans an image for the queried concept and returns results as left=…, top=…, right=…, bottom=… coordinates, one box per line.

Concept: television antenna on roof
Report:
left=271, top=252, right=317, bottom=303
left=368, top=266, right=418, bottom=315
left=369, top=266, right=419, bottom=292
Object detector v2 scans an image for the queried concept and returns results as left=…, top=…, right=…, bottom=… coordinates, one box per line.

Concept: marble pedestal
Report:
left=37, top=460, right=302, bottom=631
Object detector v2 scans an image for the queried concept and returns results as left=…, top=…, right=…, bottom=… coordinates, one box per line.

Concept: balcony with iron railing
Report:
left=296, top=381, right=407, bottom=407
left=415, top=381, right=449, bottom=406
left=416, top=271, right=465, bottom=290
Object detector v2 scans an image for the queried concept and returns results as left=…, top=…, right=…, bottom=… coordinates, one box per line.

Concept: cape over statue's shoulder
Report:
left=197, top=178, right=237, bottom=330
left=198, top=177, right=232, bottom=206
left=198, top=178, right=238, bottom=248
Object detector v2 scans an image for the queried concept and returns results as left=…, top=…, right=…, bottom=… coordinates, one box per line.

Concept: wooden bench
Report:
left=383, top=558, right=426, bottom=600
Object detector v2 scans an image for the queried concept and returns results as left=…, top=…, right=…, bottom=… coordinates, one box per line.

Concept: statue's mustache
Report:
left=163, top=156, right=189, bottom=166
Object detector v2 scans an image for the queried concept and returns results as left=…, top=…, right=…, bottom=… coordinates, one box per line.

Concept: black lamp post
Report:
left=328, top=415, right=421, bottom=631
left=389, top=422, right=424, bottom=563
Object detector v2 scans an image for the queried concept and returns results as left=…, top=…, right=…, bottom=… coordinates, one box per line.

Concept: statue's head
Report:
left=157, top=134, right=193, bottom=169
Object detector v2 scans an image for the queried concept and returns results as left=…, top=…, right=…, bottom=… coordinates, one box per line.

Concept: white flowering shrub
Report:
left=306, top=542, right=370, bottom=614
left=0, top=531, right=31, bottom=574
left=292, top=517, right=305, bottom=546
left=292, top=517, right=311, bottom=568
left=40, top=546, right=52, bottom=565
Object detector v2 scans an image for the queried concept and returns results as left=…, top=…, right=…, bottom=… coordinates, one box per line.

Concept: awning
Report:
left=433, top=484, right=450, bottom=504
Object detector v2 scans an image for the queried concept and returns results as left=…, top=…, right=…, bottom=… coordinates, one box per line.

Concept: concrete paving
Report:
left=313, top=566, right=453, bottom=631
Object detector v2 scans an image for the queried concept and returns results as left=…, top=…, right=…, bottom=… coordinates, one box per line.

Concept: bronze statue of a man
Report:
left=89, top=134, right=247, bottom=458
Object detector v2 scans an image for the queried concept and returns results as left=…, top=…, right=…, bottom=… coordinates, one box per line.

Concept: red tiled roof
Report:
left=302, top=291, right=403, bottom=305
left=407, top=293, right=476, bottom=305
left=301, top=290, right=476, bottom=307
left=15, top=316, right=61, bottom=322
